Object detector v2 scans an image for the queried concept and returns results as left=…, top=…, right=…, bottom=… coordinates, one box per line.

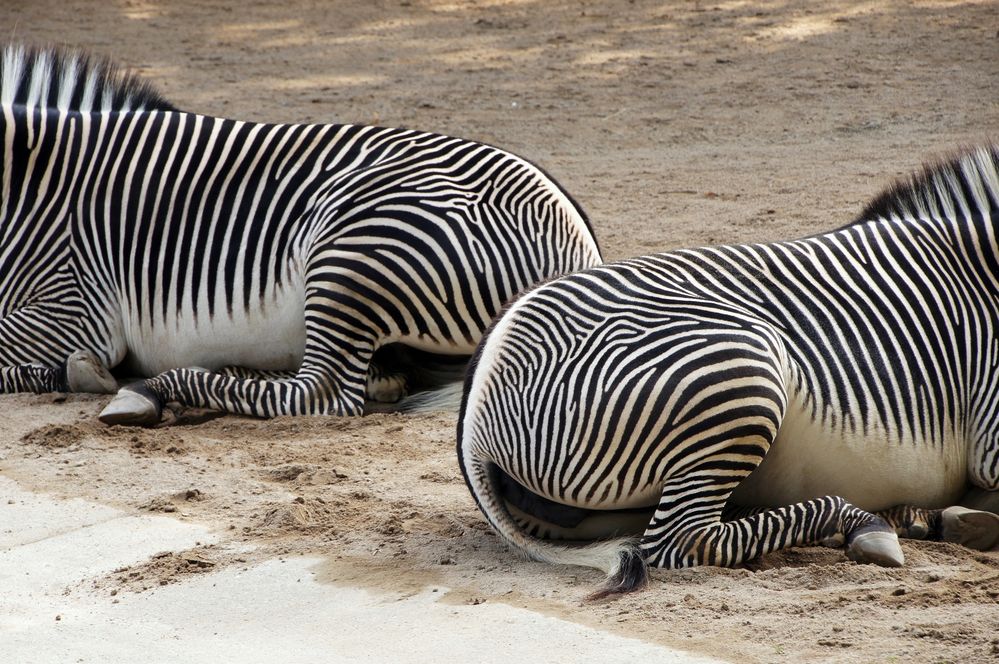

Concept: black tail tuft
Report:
left=585, top=545, right=649, bottom=601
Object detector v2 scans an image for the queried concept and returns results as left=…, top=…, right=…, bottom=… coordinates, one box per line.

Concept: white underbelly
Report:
left=123, top=284, right=307, bottom=376
left=730, top=397, right=969, bottom=512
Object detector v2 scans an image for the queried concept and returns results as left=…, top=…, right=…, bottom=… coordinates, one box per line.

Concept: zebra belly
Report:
left=729, top=396, right=969, bottom=512
left=121, top=288, right=307, bottom=376
left=388, top=332, right=478, bottom=356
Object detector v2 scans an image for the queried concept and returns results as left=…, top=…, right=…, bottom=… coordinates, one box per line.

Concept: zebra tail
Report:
left=459, top=451, right=648, bottom=599
left=367, top=381, right=465, bottom=414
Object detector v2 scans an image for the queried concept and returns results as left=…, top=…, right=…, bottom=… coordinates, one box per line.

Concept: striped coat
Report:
left=0, top=45, right=602, bottom=422
left=459, top=145, right=999, bottom=596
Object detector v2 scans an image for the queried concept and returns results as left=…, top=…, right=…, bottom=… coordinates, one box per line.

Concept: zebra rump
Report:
left=458, top=143, right=999, bottom=595
left=0, top=43, right=602, bottom=423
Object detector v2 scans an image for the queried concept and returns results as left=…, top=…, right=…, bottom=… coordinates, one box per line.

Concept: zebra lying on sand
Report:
left=0, top=44, right=601, bottom=424
left=458, top=144, right=999, bottom=597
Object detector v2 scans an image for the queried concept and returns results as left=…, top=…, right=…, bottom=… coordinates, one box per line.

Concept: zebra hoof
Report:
left=819, top=533, right=845, bottom=548
left=65, top=350, right=117, bottom=394
left=941, top=506, right=999, bottom=551
left=846, top=530, right=905, bottom=567
left=98, top=385, right=162, bottom=427
left=366, top=374, right=408, bottom=403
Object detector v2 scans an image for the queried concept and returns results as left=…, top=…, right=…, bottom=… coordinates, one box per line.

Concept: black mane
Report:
left=849, top=143, right=999, bottom=227
left=0, top=43, right=176, bottom=112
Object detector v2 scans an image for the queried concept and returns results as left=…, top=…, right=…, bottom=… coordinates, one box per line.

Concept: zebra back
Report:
left=0, top=43, right=176, bottom=112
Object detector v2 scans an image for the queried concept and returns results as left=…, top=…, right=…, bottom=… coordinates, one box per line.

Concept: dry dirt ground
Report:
left=2, top=1, right=999, bottom=662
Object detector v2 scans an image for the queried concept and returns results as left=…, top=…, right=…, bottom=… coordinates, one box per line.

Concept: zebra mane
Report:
left=0, top=43, right=176, bottom=112
left=852, top=143, right=999, bottom=226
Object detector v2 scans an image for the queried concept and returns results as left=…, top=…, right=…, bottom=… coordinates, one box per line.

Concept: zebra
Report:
left=0, top=44, right=602, bottom=425
left=458, top=144, right=999, bottom=597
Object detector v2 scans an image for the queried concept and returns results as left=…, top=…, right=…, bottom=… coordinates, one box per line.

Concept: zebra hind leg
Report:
left=98, top=365, right=262, bottom=426
left=641, top=470, right=905, bottom=571
left=365, top=361, right=408, bottom=404
left=210, top=352, right=453, bottom=408
left=98, top=359, right=408, bottom=426
left=215, top=366, right=296, bottom=381
left=99, top=344, right=374, bottom=426
left=186, top=364, right=398, bottom=421
left=877, top=504, right=999, bottom=551
left=210, top=362, right=409, bottom=403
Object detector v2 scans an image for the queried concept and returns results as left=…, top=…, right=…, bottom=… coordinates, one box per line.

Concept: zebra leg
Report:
left=98, top=356, right=409, bottom=426
left=0, top=364, right=64, bottom=393
left=0, top=351, right=116, bottom=394
left=99, top=354, right=369, bottom=425
left=63, top=350, right=118, bottom=393
left=364, top=360, right=408, bottom=403
left=100, top=325, right=378, bottom=426
left=1, top=297, right=122, bottom=394
left=877, top=504, right=999, bottom=551
left=215, top=362, right=408, bottom=403
left=641, top=472, right=904, bottom=569
left=99, top=343, right=372, bottom=425
left=214, top=366, right=296, bottom=380
left=877, top=504, right=940, bottom=540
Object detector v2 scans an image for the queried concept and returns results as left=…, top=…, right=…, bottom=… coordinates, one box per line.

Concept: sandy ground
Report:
left=2, top=1, right=999, bottom=662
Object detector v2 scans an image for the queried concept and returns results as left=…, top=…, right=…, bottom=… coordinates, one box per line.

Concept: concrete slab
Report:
left=0, top=477, right=723, bottom=664
left=0, top=477, right=122, bottom=549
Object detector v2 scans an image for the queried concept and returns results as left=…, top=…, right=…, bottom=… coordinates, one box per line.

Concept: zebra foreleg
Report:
left=0, top=351, right=116, bottom=394
left=640, top=472, right=904, bottom=570
left=877, top=504, right=999, bottom=551
left=0, top=364, right=64, bottom=393
left=64, top=350, right=118, bottom=393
